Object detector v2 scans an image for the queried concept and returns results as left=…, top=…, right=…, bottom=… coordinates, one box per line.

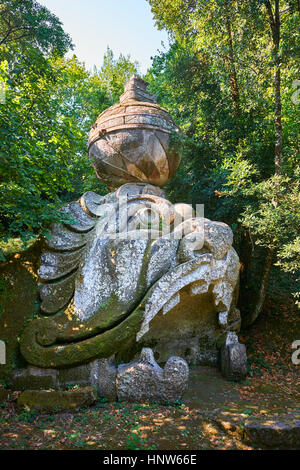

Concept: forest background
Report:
left=0, top=0, right=299, bottom=325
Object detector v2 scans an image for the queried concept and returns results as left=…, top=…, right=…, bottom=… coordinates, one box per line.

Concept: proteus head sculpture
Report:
left=88, top=75, right=181, bottom=189
left=19, top=77, right=245, bottom=385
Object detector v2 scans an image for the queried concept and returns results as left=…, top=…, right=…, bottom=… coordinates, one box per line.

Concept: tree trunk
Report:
left=238, top=231, right=253, bottom=311
left=244, top=1, right=283, bottom=327
left=265, top=0, right=283, bottom=175
left=224, top=12, right=241, bottom=137
left=244, top=247, right=274, bottom=327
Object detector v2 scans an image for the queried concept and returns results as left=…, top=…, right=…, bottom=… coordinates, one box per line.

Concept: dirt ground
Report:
left=0, top=363, right=298, bottom=450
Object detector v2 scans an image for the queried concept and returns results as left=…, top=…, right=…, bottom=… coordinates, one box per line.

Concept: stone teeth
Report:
left=218, top=311, right=229, bottom=328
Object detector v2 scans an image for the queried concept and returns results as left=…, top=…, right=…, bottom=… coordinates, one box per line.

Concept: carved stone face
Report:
left=20, top=183, right=240, bottom=369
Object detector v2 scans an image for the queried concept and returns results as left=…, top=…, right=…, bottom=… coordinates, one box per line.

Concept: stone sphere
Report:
left=88, top=76, right=182, bottom=189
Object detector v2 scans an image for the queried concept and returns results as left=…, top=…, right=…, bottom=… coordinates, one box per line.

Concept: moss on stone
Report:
left=17, top=387, right=97, bottom=411
left=0, top=241, right=41, bottom=381
left=20, top=301, right=145, bottom=368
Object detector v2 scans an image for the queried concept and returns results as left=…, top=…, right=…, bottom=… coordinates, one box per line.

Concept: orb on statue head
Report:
left=88, top=75, right=182, bottom=189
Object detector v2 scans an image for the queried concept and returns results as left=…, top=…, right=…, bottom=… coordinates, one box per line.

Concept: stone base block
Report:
left=96, top=358, right=117, bottom=401
left=57, top=357, right=117, bottom=401
left=11, top=367, right=57, bottom=391
left=17, top=387, right=97, bottom=411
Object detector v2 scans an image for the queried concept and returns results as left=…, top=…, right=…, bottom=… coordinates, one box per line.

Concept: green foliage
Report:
left=0, top=54, right=107, bottom=247
left=0, top=0, right=72, bottom=54
left=147, top=0, right=300, bottom=308
left=99, top=46, right=139, bottom=102
left=0, top=3, right=139, bottom=252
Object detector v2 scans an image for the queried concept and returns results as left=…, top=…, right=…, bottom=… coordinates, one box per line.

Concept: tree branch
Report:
left=279, top=7, right=291, bottom=14
left=0, top=27, right=13, bottom=46
left=264, top=0, right=276, bottom=38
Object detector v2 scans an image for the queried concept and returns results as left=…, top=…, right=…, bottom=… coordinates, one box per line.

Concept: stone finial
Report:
left=87, top=74, right=180, bottom=189
left=119, top=75, right=157, bottom=104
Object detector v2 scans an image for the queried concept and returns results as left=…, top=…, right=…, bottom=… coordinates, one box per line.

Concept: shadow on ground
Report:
left=0, top=365, right=299, bottom=450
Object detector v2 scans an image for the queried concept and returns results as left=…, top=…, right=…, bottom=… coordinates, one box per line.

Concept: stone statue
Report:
left=18, top=76, right=246, bottom=397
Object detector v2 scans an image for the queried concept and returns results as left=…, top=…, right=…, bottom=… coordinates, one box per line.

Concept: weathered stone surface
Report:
left=11, top=367, right=57, bottom=391
left=220, top=333, right=247, bottom=381
left=88, top=75, right=181, bottom=189
left=45, top=223, right=93, bottom=252
left=21, top=207, right=242, bottom=368
left=136, top=243, right=240, bottom=365
left=18, top=75, right=242, bottom=376
left=9, top=358, right=117, bottom=401
left=39, top=248, right=85, bottom=281
left=40, top=272, right=77, bottom=314
left=58, top=357, right=117, bottom=401
left=117, top=348, right=189, bottom=404
left=96, top=357, right=117, bottom=401
left=244, top=413, right=300, bottom=449
left=0, top=245, right=41, bottom=383
left=203, top=220, right=233, bottom=260
left=20, top=194, right=181, bottom=367
left=17, top=387, right=97, bottom=411
left=20, top=302, right=145, bottom=368
left=227, top=307, right=241, bottom=332
left=139, top=288, right=220, bottom=366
